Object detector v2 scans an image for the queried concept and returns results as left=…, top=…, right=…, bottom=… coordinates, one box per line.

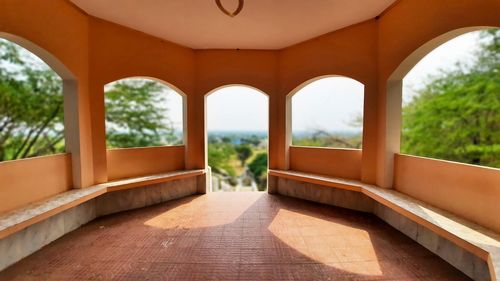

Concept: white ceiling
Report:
left=71, top=0, right=396, bottom=50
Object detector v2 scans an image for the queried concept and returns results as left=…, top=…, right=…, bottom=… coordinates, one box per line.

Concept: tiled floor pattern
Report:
left=0, top=193, right=470, bottom=280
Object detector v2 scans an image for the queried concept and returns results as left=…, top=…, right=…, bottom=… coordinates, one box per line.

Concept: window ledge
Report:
left=98, top=169, right=205, bottom=192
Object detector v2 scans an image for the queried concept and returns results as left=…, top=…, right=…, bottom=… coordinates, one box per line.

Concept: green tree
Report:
left=235, top=144, right=252, bottom=167
left=0, top=39, right=64, bottom=161
left=402, top=29, right=500, bottom=168
left=248, top=152, right=268, bottom=191
left=105, top=79, right=178, bottom=148
left=207, top=143, right=236, bottom=177
left=293, top=129, right=361, bottom=148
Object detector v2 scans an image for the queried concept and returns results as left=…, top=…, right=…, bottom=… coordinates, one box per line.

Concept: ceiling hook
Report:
left=215, top=0, right=244, bottom=17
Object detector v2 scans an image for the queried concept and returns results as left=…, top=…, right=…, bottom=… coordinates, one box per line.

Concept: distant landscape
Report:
left=292, top=129, right=362, bottom=149
left=208, top=131, right=268, bottom=192
left=207, top=129, right=363, bottom=192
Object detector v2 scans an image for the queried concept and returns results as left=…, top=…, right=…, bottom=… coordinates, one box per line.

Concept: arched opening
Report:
left=399, top=28, right=499, bottom=168
left=104, top=77, right=185, bottom=149
left=381, top=26, right=499, bottom=187
left=288, top=76, right=365, bottom=149
left=0, top=37, right=71, bottom=161
left=205, top=85, right=269, bottom=192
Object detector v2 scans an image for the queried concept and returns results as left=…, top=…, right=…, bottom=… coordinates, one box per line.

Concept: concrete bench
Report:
left=269, top=169, right=500, bottom=281
left=0, top=169, right=205, bottom=270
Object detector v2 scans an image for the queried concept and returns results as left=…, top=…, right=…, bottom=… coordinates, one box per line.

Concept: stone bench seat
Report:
left=0, top=169, right=205, bottom=241
left=269, top=169, right=500, bottom=281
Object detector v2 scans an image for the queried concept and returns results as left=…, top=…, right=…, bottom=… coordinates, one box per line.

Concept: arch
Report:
left=0, top=34, right=80, bottom=161
left=204, top=84, right=270, bottom=192
left=104, top=75, right=187, bottom=98
left=381, top=26, right=499, bottom=186
left=104, top=76, right=187, bottom=147
left=285, top=75, right=365, bottom=153
left=0, top=31, right=85, bottom=187
left=204, top=84, right=270, bottom=149
left=388, top=26, right=495, bottom=82
left=204, top=83, right=269, bottom=98
left=0, top=32, right=75, bottom=80
left=286, top=75, right=365, bottom=99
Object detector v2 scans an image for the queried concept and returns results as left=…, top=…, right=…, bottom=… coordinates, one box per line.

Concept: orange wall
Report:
left=279, top=21, right=379, bottom=184
left=0, top=0, right=93, bottom=188
left=394, top=154, right=500, bottom=233
left=107, top=146, right=186, bottom=181
left=0, top=154, right=72, bottom=214
left=378, top=0, right=500, bottom=81
left=88, top=18, right=195, bottom=183
left=194, top=50, right=278, bottom=170
left=289, top=146, right=361, bottom=180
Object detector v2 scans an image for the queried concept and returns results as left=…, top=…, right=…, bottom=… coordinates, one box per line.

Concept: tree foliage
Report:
left=0, top=39, right=64, bottom=161
left=105, top=79, right=179, bottom=148
left=293, top=130, right=362, bottom=148
left=235, top=144, right=252, bottom=167
left=207, top=143, right=236, bottom=177
left=402, top=29, right=500, bottom=168
left=248, top=152, right=268, bottom=191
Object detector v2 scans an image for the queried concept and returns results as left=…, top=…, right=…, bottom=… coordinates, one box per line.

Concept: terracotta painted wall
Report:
left=278, top=21, right=379, bottom=184
left=289, top=147, right=361, bottom=180
left=194, top=50, right=278, bottom=170
left=107, top=146, right=185, bottom=181
left=88, top=18, right=196, bottom=183
left=0, top=0, right=93, bottom=188
left=0, top=154, right=72, bottom=214
left=394, top=154, right=500, bottom=233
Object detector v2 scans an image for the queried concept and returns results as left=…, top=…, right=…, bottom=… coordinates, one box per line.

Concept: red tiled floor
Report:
left=0, top=193, right=471, bottom=280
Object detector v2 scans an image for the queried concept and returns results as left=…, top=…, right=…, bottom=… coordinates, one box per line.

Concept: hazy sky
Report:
left=207, top=86, right=268, bottom=131
left=292, top=77, right=363, bottom=133
left=403, top=31, right=480, bottom=103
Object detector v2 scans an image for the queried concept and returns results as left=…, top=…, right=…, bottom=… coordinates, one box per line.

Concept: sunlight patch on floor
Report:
left=144, top=192, right=264, bottom=229
left=268, top=208, right=382, bottom=276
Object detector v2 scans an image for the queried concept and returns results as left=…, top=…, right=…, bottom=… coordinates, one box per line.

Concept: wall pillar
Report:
left=63, top=79, right=96, bottom=188
left=268, top=88, right=286, bottom=171
left=88, top=77, right=108, bottom=185
left=360, top=81, right=380, bottom=185
left=376, top=81, right=402, bottom=188
left=185, top=90, right=207, bottom=191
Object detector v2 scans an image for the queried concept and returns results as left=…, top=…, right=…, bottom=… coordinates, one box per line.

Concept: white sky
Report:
left=162, top=90, right=183, bottom=130
left=292, top=77, right=364, bottom=133
left=207, top=86, right=268, bottom=131
left=403, top=31, right=480, bottom=104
